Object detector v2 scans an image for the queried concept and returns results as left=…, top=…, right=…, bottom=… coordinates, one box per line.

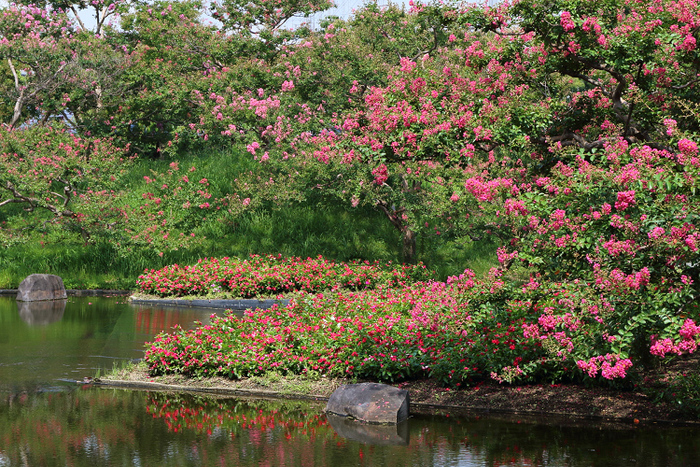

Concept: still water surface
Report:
left=1, top=296, right=699, bottom=466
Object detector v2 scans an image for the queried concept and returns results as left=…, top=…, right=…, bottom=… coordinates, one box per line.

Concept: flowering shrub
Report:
left=0, top=125, right=132, bottom=240
left=144, top=270, right=700, bottom=386
left=137, top=254, right=435, bottom=297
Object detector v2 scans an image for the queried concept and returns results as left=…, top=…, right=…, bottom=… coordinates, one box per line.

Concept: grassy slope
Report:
left=0, top=146, right=498, bottom=289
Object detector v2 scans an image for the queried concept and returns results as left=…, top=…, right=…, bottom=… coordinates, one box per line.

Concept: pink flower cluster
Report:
left=576, top=354, right=633, bottom=379
left=614, top=190, right=635, bottom=211
left=594, top=266, right=650, bottom=291
left=560, top=11, right=576, bottom=32
left=650, top=319, right=700, bottom=357
left=464, top=177, right=516, bottom=202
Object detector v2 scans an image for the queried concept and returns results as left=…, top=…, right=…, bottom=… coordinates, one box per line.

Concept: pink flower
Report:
left=664, top=118, right=677, bottom=136
left=371, top=164, right=388, bottom=186
left=614, top=191, right=635, bottom=211
left=678, top=139, right=698, bottom=156
left=648, top=226, right=665, bottom=239
left=679, top=35, right=696, bottom=52
left=281, top=80, right=295, bottom=92
left=246, top=141, right=260, bottom=155
left=560, top=11, right=575, bottom=31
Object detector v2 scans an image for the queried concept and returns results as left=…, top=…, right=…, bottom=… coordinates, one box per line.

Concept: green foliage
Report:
left=0, top=145, right=461, bottom=288
left=651, top=369, right=700, bottom=417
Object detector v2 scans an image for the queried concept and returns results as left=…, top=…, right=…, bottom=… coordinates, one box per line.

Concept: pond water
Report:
left=1, top=296, right=699, bottom=466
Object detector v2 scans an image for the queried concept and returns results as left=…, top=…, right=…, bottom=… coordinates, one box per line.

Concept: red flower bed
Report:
left=137, top=254, right=434, bottom=298
left=145, top=271, right=700, bottom=387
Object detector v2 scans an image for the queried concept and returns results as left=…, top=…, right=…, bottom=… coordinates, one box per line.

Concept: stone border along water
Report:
left=129, top=297, right=291, bottom=310
left=0, top=289, right=132, bottom=296
left=0, top=289, right=290, bottom=311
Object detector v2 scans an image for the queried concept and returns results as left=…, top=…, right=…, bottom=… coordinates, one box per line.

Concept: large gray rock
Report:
left=325, top=382, right=410, bottom=424
left=16, top=274, right=67, bottom=302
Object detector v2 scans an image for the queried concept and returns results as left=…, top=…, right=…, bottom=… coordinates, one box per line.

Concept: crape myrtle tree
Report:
left=0, top=5, right=75, bottom=129
left=456, top=0, right=700, bottom=377
left=13, top=0, right=125, bottom=35
left=194, top=1, right=475, bottom=263
left=0, top=3, right=134, bottom=131
left=0, top=125, right=130, bottom=244
left=329, top=0, right=700, bottom=376
left=0, top=124, right=218, bottom=254
left=0, top=0, right=334, bottom=253
left=212, top=0, right=700, bottom=380
left=93, top=0, right=333, bottom=156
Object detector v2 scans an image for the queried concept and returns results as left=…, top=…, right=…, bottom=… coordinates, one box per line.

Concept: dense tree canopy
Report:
left=1, top=0, right=700, bottom=382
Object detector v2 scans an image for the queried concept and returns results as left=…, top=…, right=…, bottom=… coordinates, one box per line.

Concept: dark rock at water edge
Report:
left=325, top=382, right=410, bottom=424
left=16, top=274, right=67, bottom=302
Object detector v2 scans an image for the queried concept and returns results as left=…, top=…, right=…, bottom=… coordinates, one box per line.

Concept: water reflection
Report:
left=0, top=388, right=699, bottom=467
left=17, top=299, right=66, bottom=325
left=327, top=413, right=410, bottom=446
left=0, top=296, right=228, bottom=392
left=2, top=296, right=700, bottom=466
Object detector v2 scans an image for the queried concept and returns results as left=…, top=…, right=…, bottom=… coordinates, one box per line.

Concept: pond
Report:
left=1, top=296, right=699, bottom=466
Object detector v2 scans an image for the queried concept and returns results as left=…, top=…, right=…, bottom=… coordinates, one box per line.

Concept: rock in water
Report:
left=325, top=382, right=410, bottom=424
left=16, top=274, right=67, bottom=302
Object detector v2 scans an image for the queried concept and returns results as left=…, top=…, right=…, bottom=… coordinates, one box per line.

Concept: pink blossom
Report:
left=246, top=141, right=260, bottom=155
left=614, top=190, right=635, bottom=211
left=577, top=354, right=632, bottom=379
left=371, top=164, right=388, bottom=185
left=496, top=247, right=518, bottom=265
left=678, top=139, right=698, bottom=156
left=503, top=198, right=528, bottom=215
left=538, top=313, right=561, bottom=331
left=664, top=118, right=677, bottom=136
left=560, top=11, right=575, bottom=31
left=679, top=35, right=696, bottom=52
left=648, top=226, right=665, bottom=239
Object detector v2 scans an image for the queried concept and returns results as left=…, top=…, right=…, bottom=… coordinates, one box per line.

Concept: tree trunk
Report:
left=401, top=228, right=417, bottom=264
left=8, top=59, right=24, bottom=129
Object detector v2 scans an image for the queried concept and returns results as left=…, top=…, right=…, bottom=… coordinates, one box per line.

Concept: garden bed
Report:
left=132, top=255, right=700, bottom=425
